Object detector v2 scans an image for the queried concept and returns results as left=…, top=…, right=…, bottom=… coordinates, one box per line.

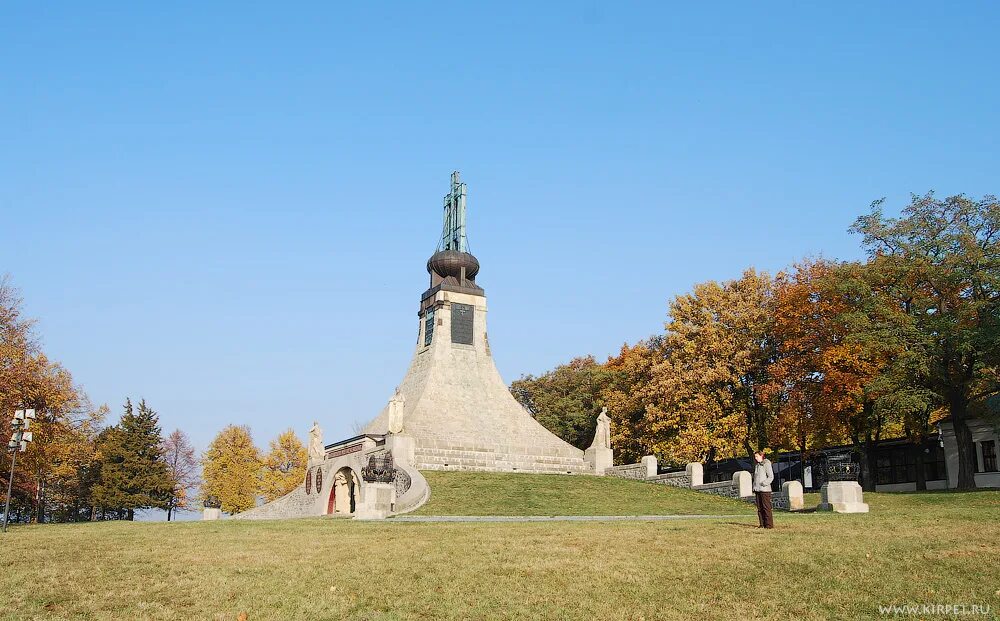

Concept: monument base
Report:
left=354, top=481, right=395, bottom=520
left=203, top=507, right=222, bottom=521
left=584, top=446, right=613, bottom=475
left=818, top=481, right=869, bottom=513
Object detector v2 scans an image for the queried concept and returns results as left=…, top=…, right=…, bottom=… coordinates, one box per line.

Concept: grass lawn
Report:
left=1, top=481, right=998, bottom=620
left=412, top=471, right=755, bottom=516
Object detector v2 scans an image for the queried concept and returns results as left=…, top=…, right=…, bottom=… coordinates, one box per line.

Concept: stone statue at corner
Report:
left=387, top=387, right=405, bottom=434
left=308, top=421, right=324, bottom=463
left=584, top=407, right=614, bottom=475
left=593, top=407, right=611, bottom=450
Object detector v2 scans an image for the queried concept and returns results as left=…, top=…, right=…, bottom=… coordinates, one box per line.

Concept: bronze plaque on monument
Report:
left=451, top=303, right=474, bottom=344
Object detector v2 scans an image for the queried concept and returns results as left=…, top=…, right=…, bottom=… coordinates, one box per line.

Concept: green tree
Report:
left=852, top=193, right=1000, bottom=489
left=91, top=399, right=171, bottom=520
left=767, top=260, right=935, bottom=489
left=260, top=429, right=307, bottom=501
left=511, top=356, right=607, bottom=450
left=201, top=425, right=261, bottom=514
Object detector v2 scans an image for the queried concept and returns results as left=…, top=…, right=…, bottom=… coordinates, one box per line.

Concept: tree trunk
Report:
left=949, top=391, right=978, bottom=490
left=127, top=508, right=135, bottom=521
left=912, top=441, right=927, bottom=491
left=167, top=504, right=173, bottom=522
left=34, top=476, right=44, bottom=524
left=859, top=437, right=878, bottom=492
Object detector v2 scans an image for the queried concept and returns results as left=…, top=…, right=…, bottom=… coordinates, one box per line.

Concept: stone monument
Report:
left=818, top=455, right=869, bottom=513
left=355, top=452, right=397, bottom=520
left=203, top=495, right=222, bottom=521
left=230, top=172, right=608, bottom=521
left=363, top=172, right=591, bottom=474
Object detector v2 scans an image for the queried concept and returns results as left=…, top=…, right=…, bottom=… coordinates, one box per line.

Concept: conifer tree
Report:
left=91, top=399, right=171, bottom=519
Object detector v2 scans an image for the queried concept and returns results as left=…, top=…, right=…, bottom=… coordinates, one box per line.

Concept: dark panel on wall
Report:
left=451, top=303, right=474, bottom=345
left=424, top=309, right=435, bottom=346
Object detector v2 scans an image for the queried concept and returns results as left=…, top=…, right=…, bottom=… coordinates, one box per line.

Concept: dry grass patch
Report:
left=0, top=490, right=996, bottom=620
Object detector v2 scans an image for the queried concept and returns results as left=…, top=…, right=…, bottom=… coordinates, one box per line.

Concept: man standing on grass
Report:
left=753, top=450, right=774, bottom=529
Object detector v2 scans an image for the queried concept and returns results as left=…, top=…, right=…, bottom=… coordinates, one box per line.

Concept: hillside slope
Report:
left=411, top=471, right=754, bottom=516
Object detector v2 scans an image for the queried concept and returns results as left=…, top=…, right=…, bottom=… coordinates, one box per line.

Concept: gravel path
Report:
left=386, top=514, right=757, bottom=522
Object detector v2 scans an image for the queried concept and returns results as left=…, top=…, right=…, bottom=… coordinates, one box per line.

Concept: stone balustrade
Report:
left=605, top=456, right=804, bottom=511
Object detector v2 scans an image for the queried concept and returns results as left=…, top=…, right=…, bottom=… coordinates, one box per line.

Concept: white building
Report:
left=939, top=417, right=1000, bottom=489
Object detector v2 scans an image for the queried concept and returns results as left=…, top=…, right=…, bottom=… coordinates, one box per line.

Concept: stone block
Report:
left=203, top=508, right=221, bottom=521
left=355, top=481, right=395, bottom=520
left=733, top=471, right=752, bottom=498
left=818, top=481, right=869, bottom=513
left=387, top=435, right=415, bottom=464
left=584, top=446, right=613, bottom=475
left=685, top=462, right=703, bottom=488
left=782, top=481, right=804, bottom=511
left=641, top=455, right=657, bottom=479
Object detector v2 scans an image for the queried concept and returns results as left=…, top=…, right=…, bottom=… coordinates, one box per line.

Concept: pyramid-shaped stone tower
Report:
left=364, top=172, right=589, bottom=474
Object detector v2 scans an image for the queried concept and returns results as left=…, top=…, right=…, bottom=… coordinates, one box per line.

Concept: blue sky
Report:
left=2, top=2, right=998, bottom=454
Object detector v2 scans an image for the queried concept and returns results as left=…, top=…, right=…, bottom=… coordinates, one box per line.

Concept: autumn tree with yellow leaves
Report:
left=522, top=194, right=993, bottom=484
left=601, top=338, right=667, bottom=463
left=652, top=269, right=780, bottom=462
left=260, top=428, right=307, bottom=502
left=201, top=425, right=261, bottom=514
left=765, top=260, right=934, bottom=489
left=0, top=276, right=106, bottom=522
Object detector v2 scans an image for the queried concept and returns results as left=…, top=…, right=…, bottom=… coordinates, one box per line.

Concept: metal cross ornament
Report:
left=438, top=171, right=469, bottom=253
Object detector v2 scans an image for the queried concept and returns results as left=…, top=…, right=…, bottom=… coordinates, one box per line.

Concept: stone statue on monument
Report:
left=592, top=407, right=611, bottom=450
left=308, top=421, right=324, bottom=463
left=584, top=407, right=614, bottom=475
left=387, top=387, right=405, bottom=434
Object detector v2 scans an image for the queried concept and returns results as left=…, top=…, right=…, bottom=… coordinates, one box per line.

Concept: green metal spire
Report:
left=438, top=171, right=469, bottom=252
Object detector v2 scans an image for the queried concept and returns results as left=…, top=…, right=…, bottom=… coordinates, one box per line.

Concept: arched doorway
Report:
left=327, top=467, right=360, bottom=515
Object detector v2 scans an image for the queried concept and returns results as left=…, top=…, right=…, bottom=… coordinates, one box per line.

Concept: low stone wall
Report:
left=606, top=457, right=804, bottom=511
left=693, top=480, right=741, bottom=498
left=605, top=455, right=657, bottom=481
left=647, top=471, right=690, bottom=488
left=605, top=463, right=648, bottom=480
left=231, top=485, right=315, bottom=520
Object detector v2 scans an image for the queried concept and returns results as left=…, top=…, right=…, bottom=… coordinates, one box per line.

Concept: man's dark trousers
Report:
left=755, top=491, right=774, bottom=528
